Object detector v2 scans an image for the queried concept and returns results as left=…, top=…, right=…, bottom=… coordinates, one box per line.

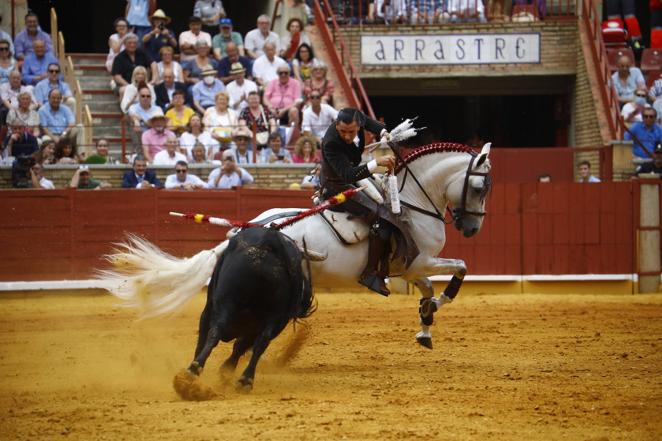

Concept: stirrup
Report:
left=359, top=274, right=390, bottom=297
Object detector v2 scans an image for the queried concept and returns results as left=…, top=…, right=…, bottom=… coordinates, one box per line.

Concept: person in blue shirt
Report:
left=625, top=107, right=662, bottom=158
left=192, top=67, right=225, bottom=114
left=126, top=0, right=156, bottom=46
left=38, top=89, right=76, bottom=145
left=34, top=63, right=76, bottom=111
left=13, top=12, right=54, bottom=60
left=22, top=39, right=59, bottom=86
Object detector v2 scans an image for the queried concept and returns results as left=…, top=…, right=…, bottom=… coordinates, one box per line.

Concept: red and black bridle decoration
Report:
left=391, top=143, right=491, bottom=224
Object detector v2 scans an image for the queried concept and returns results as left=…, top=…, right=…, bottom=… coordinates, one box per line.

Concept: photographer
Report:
left=6, top=123, right=39, bottom=188
left=207, top=149, right=254, bottom=189
left=260, top=131, right=292, bottom=164
left=29, top=163, right=54, bottom=189
left=142, top=9, right=177, bottom=64
left=69, top=165, right=111, bottom=189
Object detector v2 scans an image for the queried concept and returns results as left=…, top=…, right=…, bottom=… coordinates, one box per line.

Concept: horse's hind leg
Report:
left=414, top=278, right=436, bottom=349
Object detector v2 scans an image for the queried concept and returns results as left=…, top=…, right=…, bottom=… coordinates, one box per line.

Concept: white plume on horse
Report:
left=389, top=118, right=423, bottom=143
left=99, top=142, right=493, bottom=347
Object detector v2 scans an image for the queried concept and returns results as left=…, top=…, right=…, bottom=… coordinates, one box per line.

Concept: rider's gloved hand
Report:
left=380, top=128, right=391, bottom=143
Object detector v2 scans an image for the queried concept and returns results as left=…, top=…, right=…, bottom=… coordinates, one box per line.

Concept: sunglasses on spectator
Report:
left=0, top=47, right=9, bottom=51
left=49, top=69, right=60, bottom=73
left=176, top=169, right=187, bottom=173
left=636, top=93, right=647, bottom=97
left=140, top=94, right=151, bottom=98
left=278, top=71, right=289, bottom=75
left=311, top=95, right=321, bottom=99
left=643, top=114, right=656, bottom=119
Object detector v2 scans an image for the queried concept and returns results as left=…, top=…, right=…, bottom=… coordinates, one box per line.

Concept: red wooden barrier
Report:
left=0, top=184, right=636, bottom=282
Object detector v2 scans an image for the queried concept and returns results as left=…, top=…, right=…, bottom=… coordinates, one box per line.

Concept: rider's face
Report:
left=336, top=121, right=359, bottom=144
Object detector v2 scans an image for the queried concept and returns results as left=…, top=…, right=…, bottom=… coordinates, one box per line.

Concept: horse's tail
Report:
left=98, top=234, right=228, bottom=318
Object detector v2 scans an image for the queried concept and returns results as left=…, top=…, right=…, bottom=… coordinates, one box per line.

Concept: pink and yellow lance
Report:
left=169, top=186, right=366, bottom=231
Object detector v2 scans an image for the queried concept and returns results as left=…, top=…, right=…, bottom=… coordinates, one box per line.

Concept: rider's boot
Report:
left=359, top=220, right=391, bottom=297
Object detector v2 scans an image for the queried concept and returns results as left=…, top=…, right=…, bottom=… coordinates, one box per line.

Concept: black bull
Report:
left=176, top=227, right=316, bottom=396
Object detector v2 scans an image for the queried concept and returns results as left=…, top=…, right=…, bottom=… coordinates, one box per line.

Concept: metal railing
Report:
left=325, top=0, right=576, bottom=25
left=580, top=0, right=624, bottom=141
left=313, top=0, right=375, bottom=119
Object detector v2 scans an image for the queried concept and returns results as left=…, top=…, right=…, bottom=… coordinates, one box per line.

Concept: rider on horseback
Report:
left=320, top=108, right=396, bottom=296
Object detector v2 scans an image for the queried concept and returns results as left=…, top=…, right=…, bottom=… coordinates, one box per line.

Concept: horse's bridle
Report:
left=393, top=145, right=491, bottom=224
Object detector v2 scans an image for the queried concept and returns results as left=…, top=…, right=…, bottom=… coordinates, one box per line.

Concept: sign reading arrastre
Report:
left=361, top=34, right=541, bottom=65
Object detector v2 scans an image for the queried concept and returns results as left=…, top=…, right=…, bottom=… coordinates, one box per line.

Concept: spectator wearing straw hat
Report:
left=143, top=9, right=178, bottom=64
left=179, top=16, right=213, bottom=63
left=141, top=113, right=175, bottom=162
left=192, top=66, right=225, bottom=114
left=230, top=126, right=255, bottom=164
left=217, top=43, right=253, bottom=84
left=212, top=18, right=245, bottom=60
left=226, top=62, right=258, bottom=112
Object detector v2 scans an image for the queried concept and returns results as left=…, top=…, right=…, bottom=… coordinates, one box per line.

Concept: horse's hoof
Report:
left=235, top=377, right=253, bottom=393
left=416, top=335, right=433, bottom=350
left=419, top=297, right=438, bottom=326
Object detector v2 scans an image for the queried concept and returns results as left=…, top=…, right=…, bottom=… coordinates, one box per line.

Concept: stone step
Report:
left=74, top=66, right=109, bottom=77
left=92, top=120, right=124, bottom=139
left=81, top=91, right=118, bottom=104
left=79, top=76, right=112, bottom=90
left=69, top=53, right=106, bottom=66
left=87, top=101, right=122, bottom=114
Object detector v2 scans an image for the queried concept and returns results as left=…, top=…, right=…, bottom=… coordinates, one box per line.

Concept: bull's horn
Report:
left=301, top=248, right=327, bottom=261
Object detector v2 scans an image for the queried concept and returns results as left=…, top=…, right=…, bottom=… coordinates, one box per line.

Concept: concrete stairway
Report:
left=70, top=53, right=125, bottom=160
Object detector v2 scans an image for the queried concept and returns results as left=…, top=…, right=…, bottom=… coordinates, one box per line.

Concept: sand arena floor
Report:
left=0, top=290, right=661, bottom=440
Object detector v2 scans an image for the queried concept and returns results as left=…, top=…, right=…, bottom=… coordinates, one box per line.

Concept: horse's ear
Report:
left=475, top=142, right=491, bottom=168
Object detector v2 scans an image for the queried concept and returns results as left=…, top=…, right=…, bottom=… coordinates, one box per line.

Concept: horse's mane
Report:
left=394, top=142, right=476, bottom=174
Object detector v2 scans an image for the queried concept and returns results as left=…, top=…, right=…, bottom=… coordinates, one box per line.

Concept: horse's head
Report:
left=447, top=143, right=492, bottom=237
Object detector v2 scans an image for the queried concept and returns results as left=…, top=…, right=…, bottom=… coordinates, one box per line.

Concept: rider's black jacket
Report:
left=320, top=110, right=384, bottom=199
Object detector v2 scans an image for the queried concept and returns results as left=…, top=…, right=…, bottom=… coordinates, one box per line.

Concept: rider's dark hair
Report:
left=336, top=108, right=363, bottom=125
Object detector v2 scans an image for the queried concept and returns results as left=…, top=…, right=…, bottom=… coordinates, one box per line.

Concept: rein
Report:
left=394, top=145, right=490, bottom=223
left=390, top=143, right=452, bottom=224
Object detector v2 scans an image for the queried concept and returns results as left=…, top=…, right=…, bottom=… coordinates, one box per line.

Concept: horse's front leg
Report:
left=412, top=258, right=467, bottom=349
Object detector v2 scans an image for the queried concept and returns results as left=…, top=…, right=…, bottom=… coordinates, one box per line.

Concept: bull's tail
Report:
left=296, top=237, right=317, bottom=320
left=98, top=234, right=228, bottom=318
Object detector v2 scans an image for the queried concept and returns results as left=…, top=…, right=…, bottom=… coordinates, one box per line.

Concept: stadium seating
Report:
left=641, top=48, right=662, bottom=74
left=607, top=47, right=635, bottom=72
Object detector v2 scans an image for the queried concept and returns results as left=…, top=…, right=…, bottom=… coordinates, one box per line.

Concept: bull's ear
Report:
left=475, top=142, right=491, bottom=168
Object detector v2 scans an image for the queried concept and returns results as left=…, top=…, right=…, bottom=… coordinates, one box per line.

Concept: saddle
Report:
left=320, top=176, right=420, bottom=269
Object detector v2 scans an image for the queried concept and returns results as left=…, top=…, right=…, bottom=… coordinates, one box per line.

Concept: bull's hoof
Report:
left=173, top=369, right=217, bottom=401
left=236, top=376, right=254, bottom=393
left=415, top=332, right=433, bottom=350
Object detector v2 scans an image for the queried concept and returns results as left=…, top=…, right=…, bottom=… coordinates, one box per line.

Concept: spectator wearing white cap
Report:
left=208, top=149, right=254, bottom=188
left=226, top=63, right=258, bottom=113
left=192, top=66, right=225, bottom=114
left=244, top=15, right=281, bottom=59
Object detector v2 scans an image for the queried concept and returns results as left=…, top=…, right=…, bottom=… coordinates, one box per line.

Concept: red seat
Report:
left=602, top=20, right=628, bottom=48
left=641, top=48, right=662, bottom=73
left=607, top=47, right=635, bottom=72
left=647, top=69, right=662, bottom=88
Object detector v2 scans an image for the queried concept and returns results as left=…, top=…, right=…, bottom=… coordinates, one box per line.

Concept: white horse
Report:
left=102, top=142, right=493, bottom=348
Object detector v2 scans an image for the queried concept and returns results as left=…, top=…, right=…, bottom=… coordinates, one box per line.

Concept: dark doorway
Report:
left=370, top=95, right=564, bottom=148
